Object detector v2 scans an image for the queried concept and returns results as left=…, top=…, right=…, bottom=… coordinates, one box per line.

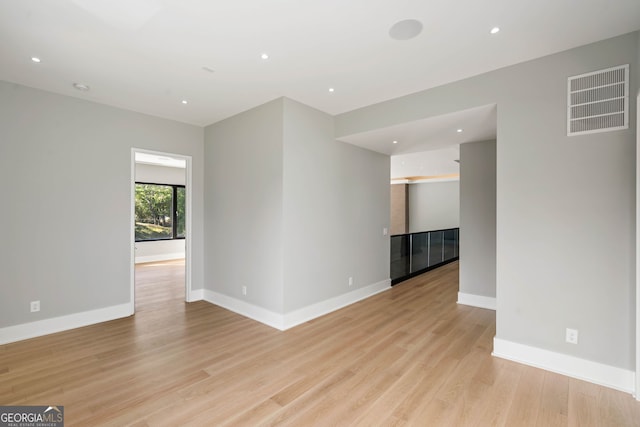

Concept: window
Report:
left=135, top=183, right=185, bottom=241
left=176, top=186, right=186, bottom=238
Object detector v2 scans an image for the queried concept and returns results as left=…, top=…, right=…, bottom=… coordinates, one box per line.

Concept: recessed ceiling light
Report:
left=456, top=129, right=463, bottom=133
left=31, top=57, right=41, bottom=63
left=490, top=27, right=500, bottom=34
left=389, top=19, right=423, bottom=41
left=181, top=100, right=188, bottom=104
left=261, top=53, right=269, bottom=60
left=72, top=83, right=90, bottom=91
left=329, top=88, right=335, bottom=93
left=393, top=140, right=398, bottom=144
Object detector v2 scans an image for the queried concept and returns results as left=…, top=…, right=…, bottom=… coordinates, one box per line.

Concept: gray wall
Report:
left=204, top=99, right=285, bottom=313
left=282, top=98, right=390, bottom=312
left=459, top=140, right=496, bottom=299
left=204, top=97, right=390, bottom=315
left=0, top=81, right=204, bottom=328
left=408, top=181, right=459, bottom=233
left=336, top=32, right=638, bottom=370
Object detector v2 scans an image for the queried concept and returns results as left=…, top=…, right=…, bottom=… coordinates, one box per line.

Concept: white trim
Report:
left=130, top=150, right=136, bottom=315
left=493, top=338, right=635, bottom=394
left=188, top=289, right=204, bottom=302
left=203, top=290, right=285, bottom=330
left=457, top=292, right=496, bottom=310
left=283, top=279, right=391, bottom=329
left=202, top=279, right=392, bottom=331
left=135, top=253, right=185, bottom=264
left=0, top=303, right=133, bottom=345
left=184, top=155, right=193, bottom=303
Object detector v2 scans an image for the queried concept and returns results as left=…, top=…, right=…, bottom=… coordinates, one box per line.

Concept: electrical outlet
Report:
left=30, top=300, right=40, bottom=313
left=242, top=286, right=247, bottom=296
left=566, top=328, right=578, bottom=344
left=348, top=277, right=353, bottom=287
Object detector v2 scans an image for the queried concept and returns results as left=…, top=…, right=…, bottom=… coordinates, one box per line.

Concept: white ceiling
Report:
left=391, top=147, right=461, bottom=180
left=0, top=0, right=638, bottom=128
left=338, top=104, right=497, bottom=156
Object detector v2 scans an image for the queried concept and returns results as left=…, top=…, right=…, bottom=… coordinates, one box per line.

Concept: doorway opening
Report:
left=130, top=149, right=193, bottom=311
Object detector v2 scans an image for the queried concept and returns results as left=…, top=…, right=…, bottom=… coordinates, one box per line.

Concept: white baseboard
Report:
left=0, top=303, right=133, bottom=345
left=202, top=279, right=392, bottom=331
left=283, top=279, right=391, bottom=329
left=457, top=292, right=496, bottom=310
left=493, top=337, right=635, bottom=394
left=135, top=253, right=185, bottom=264
left=203, top=290, right=285, bottom=330
left=188, top=289, right=204, bottom=302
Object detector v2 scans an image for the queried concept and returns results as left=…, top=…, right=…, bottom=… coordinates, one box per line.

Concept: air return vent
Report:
left=567, top=64, right=628, bottom=136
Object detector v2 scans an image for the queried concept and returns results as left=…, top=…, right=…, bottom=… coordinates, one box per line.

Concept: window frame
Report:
left=134, top=181, right=186, bottom=242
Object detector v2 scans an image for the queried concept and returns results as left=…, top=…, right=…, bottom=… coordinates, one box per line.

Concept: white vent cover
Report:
left=567, top=64, right=629, bottom=136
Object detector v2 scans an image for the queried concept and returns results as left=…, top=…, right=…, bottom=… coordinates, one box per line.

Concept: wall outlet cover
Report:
left=30, top=301, right=40, bottom=313
left=565, top=328, right=578, bottom=344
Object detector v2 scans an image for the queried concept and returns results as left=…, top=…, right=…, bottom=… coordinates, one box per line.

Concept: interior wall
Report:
left=135, top=163, right=186, bottom=185
left=335, top=32, right=638, bottom=371
left=390, top=184, right=408, bottom=235
left=408, top=181, right=459, bottom=232
left=135, top=239, right=185, bottom=263
left=459, top=140, right=496, bottom=299
left=0, top=81, right=204, bottom=329
left=636, top=30, right=640, bottom=397
left=134, top=163, right=187, bottom=263
left=204, top=99, right=285, bottom=313
left=637, top=93, right=640, bottom=399
left=391, top=147, right=460, bottom=178
left=282, top=98, right=390, bottom=312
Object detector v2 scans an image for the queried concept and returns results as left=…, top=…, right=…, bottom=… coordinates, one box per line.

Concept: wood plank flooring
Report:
left=1, top=261, right=639, bottom=426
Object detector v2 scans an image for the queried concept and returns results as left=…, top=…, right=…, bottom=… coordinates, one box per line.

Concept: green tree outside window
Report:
left=135, top=183, right=185, bottom=241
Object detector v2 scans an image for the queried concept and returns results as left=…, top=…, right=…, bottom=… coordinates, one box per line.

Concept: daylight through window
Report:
left=135, top=183, right=186, bottom=241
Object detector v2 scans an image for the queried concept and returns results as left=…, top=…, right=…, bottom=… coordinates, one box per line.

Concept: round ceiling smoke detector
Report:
left=389, top=19, right=423, bottom=41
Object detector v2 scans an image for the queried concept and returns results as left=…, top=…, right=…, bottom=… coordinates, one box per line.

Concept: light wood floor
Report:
left=1, top=261, right=639, bottom=426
